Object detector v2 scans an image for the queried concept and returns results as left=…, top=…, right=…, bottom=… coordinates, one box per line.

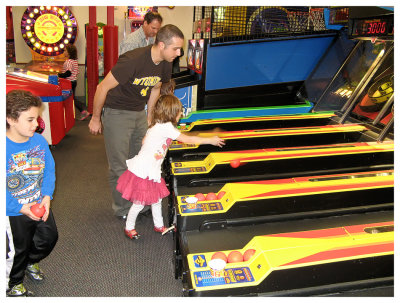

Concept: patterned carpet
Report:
left=24, top=118, right=183, bottom=297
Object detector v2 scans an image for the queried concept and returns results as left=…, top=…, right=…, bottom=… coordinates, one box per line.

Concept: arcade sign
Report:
left=21, top=6, right=78, bottom=57
left=127, top=6, right=154, bottom=21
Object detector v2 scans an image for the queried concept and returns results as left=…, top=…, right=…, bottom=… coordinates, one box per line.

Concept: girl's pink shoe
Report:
left=79, top=110, right=90, bottom=121
left=124, top=229, right=140, bottom=239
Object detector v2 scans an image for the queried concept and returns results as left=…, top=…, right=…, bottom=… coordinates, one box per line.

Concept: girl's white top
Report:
left=126, top=122, right=181, bottom=182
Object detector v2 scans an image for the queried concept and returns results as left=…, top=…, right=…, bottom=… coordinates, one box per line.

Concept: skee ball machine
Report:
left=169, top=7, right=394, bottom=297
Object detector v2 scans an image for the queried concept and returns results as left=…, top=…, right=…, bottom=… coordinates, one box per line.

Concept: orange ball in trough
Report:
left=211, top=251, right=228, bottom=263
left=230, top=159, right=241, bottom=168
left=206, top=192, right=217, bottom=200
left=195, top=193, right=206, bottom=201
left=217, top=191, right=226, bottom=199
left=227, top=250, right=243, bottom=263
left=243, top=249, right=256, bottom=261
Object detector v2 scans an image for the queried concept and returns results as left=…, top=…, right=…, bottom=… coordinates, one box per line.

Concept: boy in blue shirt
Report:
left=6, top=90, right=58, bottom=297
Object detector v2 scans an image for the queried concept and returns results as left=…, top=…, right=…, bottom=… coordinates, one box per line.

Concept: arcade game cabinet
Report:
left=170, top=7, right=394, bottom=297
left=8, top=6, right=79, bottom=145
left=6, top=68, right=75, bottom=146
left=175, top=6, right=350, bottom=123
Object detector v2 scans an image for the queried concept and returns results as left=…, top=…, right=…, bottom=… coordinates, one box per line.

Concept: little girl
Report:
left=58, top=44, right=89, bottom=121
left=117, top=94, right=225, bottom=239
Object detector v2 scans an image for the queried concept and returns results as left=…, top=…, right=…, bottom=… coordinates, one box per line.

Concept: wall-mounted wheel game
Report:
left=21, top=6, right=78, bottom=74
left=21, top=6, right=78, bottom=57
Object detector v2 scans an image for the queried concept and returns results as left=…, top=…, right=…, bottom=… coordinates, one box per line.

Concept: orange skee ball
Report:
left=227, top=250, right=243, bottom=263
left=195, top=193, right=206, bottom=201
left=217, top=191, right=226, bottom=199
left=211, top=251, right=228, bottom=262
left=206, top=192, right=217, bottom=200
left=230, top=159, right=241, bottom=168
left=243, top=249, right=256, bottom=261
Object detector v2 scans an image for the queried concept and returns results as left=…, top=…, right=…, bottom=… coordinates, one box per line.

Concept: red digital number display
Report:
left=352, top=17, right=393, bottom=38
left=367, top=21, right=386, bottom=34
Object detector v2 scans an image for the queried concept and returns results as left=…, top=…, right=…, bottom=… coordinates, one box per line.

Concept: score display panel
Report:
left=348, top=14, right=393, bottom=39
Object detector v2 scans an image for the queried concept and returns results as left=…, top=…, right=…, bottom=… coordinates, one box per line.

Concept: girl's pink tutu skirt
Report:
left=116, top=170, right=170, bottom=205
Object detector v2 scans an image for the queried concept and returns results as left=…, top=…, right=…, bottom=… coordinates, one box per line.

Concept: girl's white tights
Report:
left=125, top=199, right=163, bottom=230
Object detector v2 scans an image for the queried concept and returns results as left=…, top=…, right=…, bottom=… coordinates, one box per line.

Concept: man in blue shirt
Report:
left=119, top=11, right=163, bottom=56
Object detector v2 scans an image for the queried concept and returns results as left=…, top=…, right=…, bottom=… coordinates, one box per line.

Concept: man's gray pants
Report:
left=102, top=107, right=148, bottom=216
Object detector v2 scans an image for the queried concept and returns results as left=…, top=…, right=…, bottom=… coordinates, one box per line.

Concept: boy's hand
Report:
left=20, top=202, right=42, bottom=221
left=40, top=196, right=51, bottom=222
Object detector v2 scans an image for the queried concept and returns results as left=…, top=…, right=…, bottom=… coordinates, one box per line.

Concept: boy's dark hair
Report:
left=155, top=24, right=184, bottom=46
left=160, top=79, right=176, bottom=96
left=144, top=11, right=163, bottom=24
left=6, top=90, right=42, bottom=129
left=66, top=44, right=78, bottom=60
left=150, top=94, right=182, bottom=128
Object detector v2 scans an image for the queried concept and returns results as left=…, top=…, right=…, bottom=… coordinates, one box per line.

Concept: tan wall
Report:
left=11, top=6, right=194, bottom=97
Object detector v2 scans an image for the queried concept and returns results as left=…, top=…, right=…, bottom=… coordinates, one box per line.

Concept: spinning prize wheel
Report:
left=21, top=6, right=78, bottom=57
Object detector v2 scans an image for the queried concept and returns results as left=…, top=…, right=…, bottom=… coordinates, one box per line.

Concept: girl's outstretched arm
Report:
left=177, top=133, right=225, bottom=147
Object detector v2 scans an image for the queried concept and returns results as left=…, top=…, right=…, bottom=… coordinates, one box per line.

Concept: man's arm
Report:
left=88, top=71, right=119, bottom=135
left=146, top=82, right=162, bottom=125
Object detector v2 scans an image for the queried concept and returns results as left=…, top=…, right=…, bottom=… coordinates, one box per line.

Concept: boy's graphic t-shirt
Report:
left=6, top=133, right=55, bottom=216
left=126, top=122, right=180, bottom=182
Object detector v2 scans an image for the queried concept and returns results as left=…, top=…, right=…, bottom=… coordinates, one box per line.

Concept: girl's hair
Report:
left=160, top=79, right=176, bottom=96
left=150, top=94, right=182, bottom=128
left=6, top=90, right=42, bottom=129
left=66, top=44, right=78, bottom=60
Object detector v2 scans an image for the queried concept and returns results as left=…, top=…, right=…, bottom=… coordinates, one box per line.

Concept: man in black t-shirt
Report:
left=89, top=24, right=184, bottom=219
